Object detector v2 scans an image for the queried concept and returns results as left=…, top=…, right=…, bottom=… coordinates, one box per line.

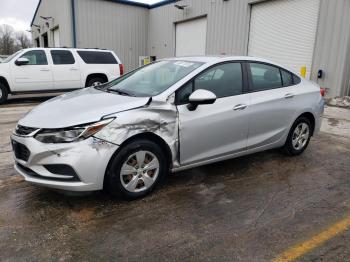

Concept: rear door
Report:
left=246, top=62, right=299, bottom=149
left=10, top=49, right=53, bottom=91
left=176, top=62, right=250, bottom=166
left=50, top=50, right=81, bottom=89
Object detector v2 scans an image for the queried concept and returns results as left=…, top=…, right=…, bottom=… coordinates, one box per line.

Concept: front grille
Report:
left=11, top=140, right=30, bottom=161
left=15, top=125, right=38, bottom=136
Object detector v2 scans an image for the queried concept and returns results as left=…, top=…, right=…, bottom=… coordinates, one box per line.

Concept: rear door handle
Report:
left=284, top=93, right=294, bottom=99
left=233, top=104, right=247, bottom=111
left=70, top=67, right=78, bottom=71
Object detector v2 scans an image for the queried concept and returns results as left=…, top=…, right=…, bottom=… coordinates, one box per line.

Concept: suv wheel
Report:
left=283, top=117, right=312, bottom=156
left=105, top=139, right=168, bottom=199
left=0, top=83, right=9, bottom=104
left=86, top=77, right=106, bottom=87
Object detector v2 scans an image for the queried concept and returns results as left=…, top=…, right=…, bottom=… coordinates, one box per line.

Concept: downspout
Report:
left=71, top=0, right=77, bottom=48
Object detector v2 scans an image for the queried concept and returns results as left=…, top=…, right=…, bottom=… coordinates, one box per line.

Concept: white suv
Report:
left=0, top=48, right=123, bottom=104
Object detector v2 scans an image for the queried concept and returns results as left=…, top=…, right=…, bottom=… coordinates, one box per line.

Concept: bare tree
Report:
left=0, top=24, right=16, bottom=55
left=16, top=31, right=32, bottom=49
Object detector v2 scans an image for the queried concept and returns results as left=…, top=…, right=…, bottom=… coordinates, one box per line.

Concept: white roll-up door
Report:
left=248, top=0, right=320, bottom=78
left=176, top=17, right=207, bottom=57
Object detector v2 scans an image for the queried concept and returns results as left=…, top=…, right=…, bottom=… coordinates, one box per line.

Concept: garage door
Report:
left=248, top=0, right=320, bottom=78
left=176, top=17, right=207, bottom=57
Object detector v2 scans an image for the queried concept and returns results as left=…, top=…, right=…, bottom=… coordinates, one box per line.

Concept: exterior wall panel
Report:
left=75, top=0, right=149, bottom=72
left=311, top=0, right=350, bottom=97
left=148, top=0, right=251, bottom=58
left=31, top=0, right=73, bottom=48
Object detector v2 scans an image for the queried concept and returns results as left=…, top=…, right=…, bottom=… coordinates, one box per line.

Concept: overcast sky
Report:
left=0, top=0, right=164, bottom=35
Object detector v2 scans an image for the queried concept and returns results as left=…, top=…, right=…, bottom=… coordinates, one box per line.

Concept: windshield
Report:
left=104, top=60, right=203, bottom=97
left=2, top=50, right=23, bottom=63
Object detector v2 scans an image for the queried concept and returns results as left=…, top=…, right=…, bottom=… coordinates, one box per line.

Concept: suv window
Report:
left=77, top=51, right=117, bottom=64
left=51, top=50, right=75, bottom=64
left=19, top=50, right=47, bottom=65
left=249, top=63, right=282, bottom=91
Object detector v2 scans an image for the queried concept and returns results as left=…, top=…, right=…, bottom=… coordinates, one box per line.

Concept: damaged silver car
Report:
left=11, top=57, right=324, bottom=199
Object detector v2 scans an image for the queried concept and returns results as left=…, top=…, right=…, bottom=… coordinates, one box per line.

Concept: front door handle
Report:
left=233, top=104, right=247, bottom=111
left=40, top=68, right=50, bottom=72
left=284, top=93, right=294, bottom=99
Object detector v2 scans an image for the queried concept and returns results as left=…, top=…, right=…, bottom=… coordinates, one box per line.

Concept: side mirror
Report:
left=15, top=57, right=29, bottom=66
left=187, top=89, right=217, bottom=111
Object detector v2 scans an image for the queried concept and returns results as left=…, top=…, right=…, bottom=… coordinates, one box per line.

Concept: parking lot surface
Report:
left=1, top=97, right=350, bottom=261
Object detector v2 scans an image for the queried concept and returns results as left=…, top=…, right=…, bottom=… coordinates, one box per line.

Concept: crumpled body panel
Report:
left=95, top=99, right=180, bottom=167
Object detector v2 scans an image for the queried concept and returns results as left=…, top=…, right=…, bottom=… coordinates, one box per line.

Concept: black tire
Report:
left=105, top=139, right=168, bottom=200
left=86, top=77, right=106, bottom=87
left=0, top=83, right=9, bottom=104
left=283, top=116, right=312, bottom=156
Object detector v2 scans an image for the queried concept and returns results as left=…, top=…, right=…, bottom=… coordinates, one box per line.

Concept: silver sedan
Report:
left=11, top=56, right=324, bottom=199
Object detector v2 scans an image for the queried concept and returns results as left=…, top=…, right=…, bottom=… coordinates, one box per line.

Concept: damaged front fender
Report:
left=94, top=99, right=180, bottom=167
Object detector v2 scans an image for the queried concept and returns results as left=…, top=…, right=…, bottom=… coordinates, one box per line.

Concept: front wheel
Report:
left=283, top=117, right=312, bottom=156
left=105, top=139, right=168, bottom=199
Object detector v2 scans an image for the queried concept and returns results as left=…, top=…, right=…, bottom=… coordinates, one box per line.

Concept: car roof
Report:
left=164, top=56, right=277, bottom=64
left=162, top=56, right=297, bottom=74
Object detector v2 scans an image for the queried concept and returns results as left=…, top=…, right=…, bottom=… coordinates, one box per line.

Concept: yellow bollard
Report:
left=300, top=66, right=307, bottom=78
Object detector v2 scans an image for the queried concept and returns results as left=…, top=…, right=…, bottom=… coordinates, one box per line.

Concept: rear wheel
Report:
left=0, top=83, right=8, bottom=104
left=283, top=117, right=312, bottom=156
left=105, top=139, right=168, bottom=199
left=86, top=77, right=106, bottom=87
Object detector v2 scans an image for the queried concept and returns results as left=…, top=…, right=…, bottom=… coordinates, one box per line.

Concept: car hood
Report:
left=18, top=88, right=150, bottom=128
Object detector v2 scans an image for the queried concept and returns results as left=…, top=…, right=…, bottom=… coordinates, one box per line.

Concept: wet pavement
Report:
left=0, top=98, right=350, bottom=261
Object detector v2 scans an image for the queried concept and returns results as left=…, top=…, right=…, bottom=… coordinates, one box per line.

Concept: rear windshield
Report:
left=77, top=51, right=118, bottom=64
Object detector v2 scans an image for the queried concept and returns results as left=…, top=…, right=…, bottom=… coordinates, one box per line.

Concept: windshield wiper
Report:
left=107, top=88, right=135, bottom=97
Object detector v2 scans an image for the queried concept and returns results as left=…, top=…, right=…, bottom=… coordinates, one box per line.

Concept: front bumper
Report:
left=11, top=134, right=119, bottom=191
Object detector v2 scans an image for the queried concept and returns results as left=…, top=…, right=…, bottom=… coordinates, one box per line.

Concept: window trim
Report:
left=245, top=61, right=301, bottom=93
left=50, top=50, right=75, bottom=65
left=175, top=61, right=249, bottom=105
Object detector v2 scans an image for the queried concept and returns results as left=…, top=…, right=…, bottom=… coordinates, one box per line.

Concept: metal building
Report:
left=31, top=0, right=350, bottom=97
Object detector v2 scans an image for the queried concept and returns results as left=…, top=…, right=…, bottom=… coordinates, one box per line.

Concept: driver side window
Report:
left=176, top=62, right=243, bottom=104
left=20, top=50, right=48, bottom=65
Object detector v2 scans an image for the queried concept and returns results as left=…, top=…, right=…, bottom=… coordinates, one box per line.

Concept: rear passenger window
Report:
left=281, top=69, right=293, bottom=86
left=293, top=74, right=301, bottom=85
left=194, top=63, right=243, bottom=98
left=50, top=50, right=75, bottom=64
left=77, top=51, right=117, bottom=64
left=249, top=63, right=282, bottom=91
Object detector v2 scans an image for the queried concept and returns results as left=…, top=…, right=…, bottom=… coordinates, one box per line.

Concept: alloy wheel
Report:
left=91, top=81, right=102, bottom=87
left=292, top=122, right=310, bottom=150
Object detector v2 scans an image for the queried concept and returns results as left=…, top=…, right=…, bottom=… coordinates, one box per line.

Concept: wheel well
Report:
left=103, top=132, right=174, bottom=188
left=0, top=77, right=10, bottom=93
left=85, top=73, right=108, bottom=87
left=298, top=112, right=315, bottom=135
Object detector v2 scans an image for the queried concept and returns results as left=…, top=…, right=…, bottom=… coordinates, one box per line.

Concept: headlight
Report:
left=35, top=118, right=114, bottom=143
